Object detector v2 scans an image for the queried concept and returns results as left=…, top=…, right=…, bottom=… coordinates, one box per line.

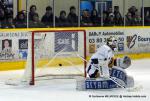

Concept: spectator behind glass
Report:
left=133, top=10, right=142, bottom=26
left=105, top=13, right=115, bottom=26
left=4, top=7, right=13, bottom=18
left=114, top=12, right=123, bottom=26
left=41, top=6, right=54, bottom=27
left=114, top=6, right=122, bottom=17
left=106, top=7, right=113, bottom=17
left=114, top=6, right=123, bottom=26
left=81, top=9, right=92, bottom=27
left=128, top=6, right=137, bottom=17
left=67, top=6, right=78, bottom=27
left=3, top=16, right=15, bottom=28
left=57, top=10, right=69, bottom=27
left=90, top=9, right=101, bottom=26
left=125, top=12, right=135, bottom=26
left=103, top=11, right=108, bottom=26
left=29, top=5, right=39, bottom=21
left=15, top=12, right=27, bottom=28
left=126, top=6, right=141, bottom=26
left=0, top=8, right=6, bottom=27
left=29, top=13, right=45, bottom=28
left=145, top=11, right=150, bottom=26
left=21, top=10, right=27, bottom=20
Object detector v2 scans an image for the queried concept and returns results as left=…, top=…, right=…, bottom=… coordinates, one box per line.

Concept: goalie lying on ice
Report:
left=85, top=36, right=134, bottom=89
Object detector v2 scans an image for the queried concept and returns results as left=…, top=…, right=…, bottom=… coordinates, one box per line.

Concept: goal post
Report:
left=28, top=30, right=87, bottom=85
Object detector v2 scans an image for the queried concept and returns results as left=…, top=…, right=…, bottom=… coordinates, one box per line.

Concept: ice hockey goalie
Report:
left=77, top=36, right=134, bottom=90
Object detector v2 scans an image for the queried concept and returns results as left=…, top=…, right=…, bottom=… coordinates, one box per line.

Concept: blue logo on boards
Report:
left=19, top=50, right=27, bottom=59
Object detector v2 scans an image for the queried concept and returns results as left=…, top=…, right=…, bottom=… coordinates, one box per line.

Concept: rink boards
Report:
left=1, top=27, right=150, bottom=70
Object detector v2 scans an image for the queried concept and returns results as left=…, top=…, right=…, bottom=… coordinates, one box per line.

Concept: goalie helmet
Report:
left=107, top=36, right=117, bottom=51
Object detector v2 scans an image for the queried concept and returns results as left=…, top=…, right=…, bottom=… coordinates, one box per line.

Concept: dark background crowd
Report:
left=0, top=3, right=150, bottom=28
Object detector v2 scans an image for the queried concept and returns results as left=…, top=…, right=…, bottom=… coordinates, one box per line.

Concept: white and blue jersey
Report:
left=87, top=44, right=114, bottom=78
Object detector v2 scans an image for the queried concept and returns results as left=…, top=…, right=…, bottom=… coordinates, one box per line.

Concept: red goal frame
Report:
left=30, top=30, right=87, bottom=85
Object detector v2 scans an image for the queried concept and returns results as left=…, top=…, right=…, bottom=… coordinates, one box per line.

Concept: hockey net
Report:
left=18, top=30, right=87, bottom=85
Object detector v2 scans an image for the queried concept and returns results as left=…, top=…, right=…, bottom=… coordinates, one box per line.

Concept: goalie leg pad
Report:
left=77, top=77, right=126, bottom=90
left=77, top=68, right=134, bottom=90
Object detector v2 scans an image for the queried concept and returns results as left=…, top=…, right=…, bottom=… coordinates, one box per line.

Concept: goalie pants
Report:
left=87, top=65, right=99, bottom=78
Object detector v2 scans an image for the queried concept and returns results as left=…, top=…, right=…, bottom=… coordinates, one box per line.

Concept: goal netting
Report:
left=20, top=30, right=86, bottom=85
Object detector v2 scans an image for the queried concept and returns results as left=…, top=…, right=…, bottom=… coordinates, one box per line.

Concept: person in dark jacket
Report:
left=57, top=10, right=69, bottom=27
left=67, top=6, right=78, bottom=27
left=105, top=13, right=115, bottom=26
left=15, top=12, right=27, bottom=28
left=125, top=12, right=136, bottom=26
left=41, top=6, right=54, bottom=27
left=29, top=5, right=39, bottom=21
left=114, top=13, right=123, bottom=26
left=81, top=9, right=92, bottom=27
left=3, top=16, right=15, bottom=28
left=144, top=10, right=150, bottom=26
left=0, top=8, right=6, bottom=28
left=29, top=13, right=45, bottom=28
left=90, top=9, right=101, bottom=26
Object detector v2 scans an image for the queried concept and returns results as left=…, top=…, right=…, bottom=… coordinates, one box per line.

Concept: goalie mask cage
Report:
left=25, top=30, right=87, bottom=85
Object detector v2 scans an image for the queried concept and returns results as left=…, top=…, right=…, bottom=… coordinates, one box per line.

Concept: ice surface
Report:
left=0, top=59, right=150, bottom=101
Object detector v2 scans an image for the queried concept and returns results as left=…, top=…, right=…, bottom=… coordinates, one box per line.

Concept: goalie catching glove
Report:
left=115, top=56, right=131, bottom=69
